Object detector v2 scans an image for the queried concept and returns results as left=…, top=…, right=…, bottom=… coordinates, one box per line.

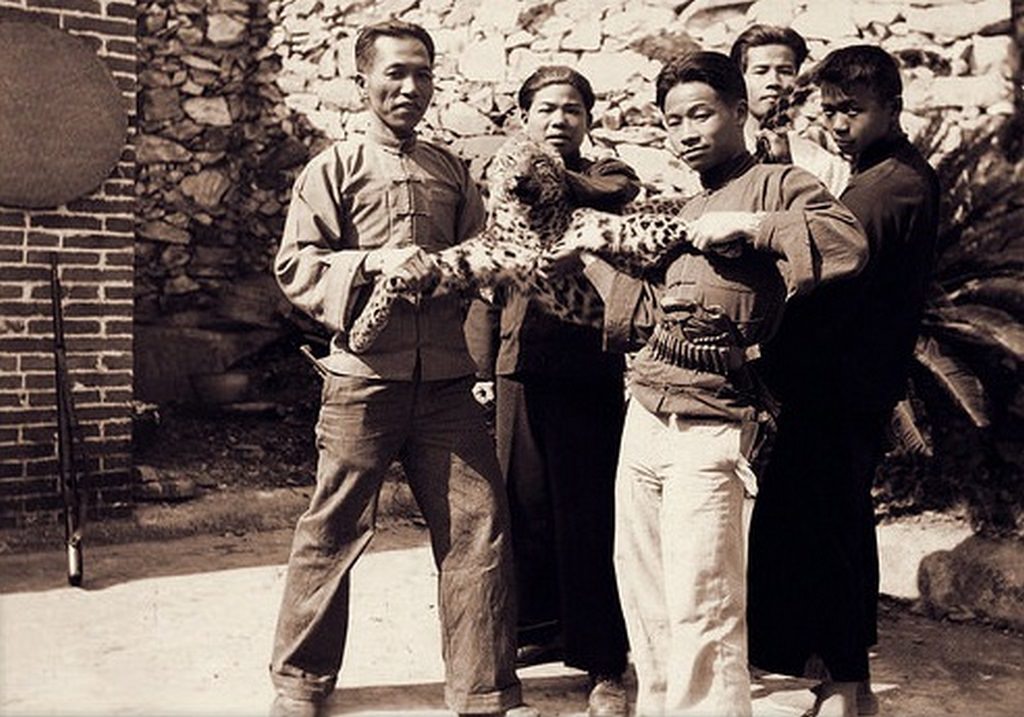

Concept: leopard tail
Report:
left=347, top=275, right=404, bottom=354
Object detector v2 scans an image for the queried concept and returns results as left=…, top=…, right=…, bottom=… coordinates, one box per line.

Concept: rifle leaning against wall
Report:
left=50, top=253, right=84, bottom=587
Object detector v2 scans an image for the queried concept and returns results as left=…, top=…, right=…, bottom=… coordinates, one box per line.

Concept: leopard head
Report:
left=487, top=137, right=569, bottom=229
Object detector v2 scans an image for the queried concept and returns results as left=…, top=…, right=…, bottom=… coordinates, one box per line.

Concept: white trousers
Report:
left=614, top=400, right=751, bottom=717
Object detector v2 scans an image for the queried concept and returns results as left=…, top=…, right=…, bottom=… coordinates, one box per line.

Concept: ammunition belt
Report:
left=647, top=320, right=759, bottom=376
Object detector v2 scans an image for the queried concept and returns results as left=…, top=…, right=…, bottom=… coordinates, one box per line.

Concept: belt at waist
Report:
left=647, top=299, right=761, bottom=376
left=647, top=321, right=761, bottom=375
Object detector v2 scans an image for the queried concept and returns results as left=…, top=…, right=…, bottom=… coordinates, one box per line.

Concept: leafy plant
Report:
left=879, top=116, right=1024, bottom=537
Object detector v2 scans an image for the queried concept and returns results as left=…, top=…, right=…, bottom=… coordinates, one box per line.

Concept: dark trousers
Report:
left=270, top=374, right=521, bottom=713
left=747, top=404, right=887, bottom=682
left=496, top=374, right=629, bottom=677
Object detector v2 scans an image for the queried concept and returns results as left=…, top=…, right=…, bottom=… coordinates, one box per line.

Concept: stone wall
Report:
left=267, top=0, right=1015, bottom=178
left=133, top=0, right=1017, bottom=385
left=0, top=0, right=137, bottom=526
left=134, top=0, right=320, bottom=403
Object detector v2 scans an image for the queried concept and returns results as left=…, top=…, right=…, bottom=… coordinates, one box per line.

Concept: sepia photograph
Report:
left=1, top=0, right=1022, bottom=715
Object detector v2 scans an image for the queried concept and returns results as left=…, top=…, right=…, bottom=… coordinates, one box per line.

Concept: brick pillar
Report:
left=0, top=0, right=137, bottom=527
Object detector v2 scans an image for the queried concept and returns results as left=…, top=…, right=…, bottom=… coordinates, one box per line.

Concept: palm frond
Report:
left=889, top=398, right=934, bottom=458
left=923, top=305, right=1024, bottom=364
left=914, top=336, right=990, bottom=428
left=947, top=276, right=1024, bottom=321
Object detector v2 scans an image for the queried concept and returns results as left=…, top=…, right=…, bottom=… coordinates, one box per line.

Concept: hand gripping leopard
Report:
left=346, top=137, right=695, bottom=353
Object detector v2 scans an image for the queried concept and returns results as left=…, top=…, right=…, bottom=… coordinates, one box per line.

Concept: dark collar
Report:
left=563, top=150, right=585, bottom=172
left=700, top=150, right=757, bottom=191
left=853, top=132, right=910, bottom=174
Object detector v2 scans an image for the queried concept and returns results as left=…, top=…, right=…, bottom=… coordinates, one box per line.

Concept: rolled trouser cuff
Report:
left=270, top=663, right=336, bottom=702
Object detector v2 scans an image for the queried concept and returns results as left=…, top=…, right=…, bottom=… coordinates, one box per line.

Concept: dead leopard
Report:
left=346, top=137, right=694, bottom=353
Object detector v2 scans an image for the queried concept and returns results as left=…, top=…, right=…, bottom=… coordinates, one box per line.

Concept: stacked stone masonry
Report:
left=0, top=0, right=136, bottom=526
left=133, top=0, right=1017, bottom=337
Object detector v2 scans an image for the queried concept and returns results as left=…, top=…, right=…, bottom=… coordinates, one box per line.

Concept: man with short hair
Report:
left=730, top=24, right=850, bottom=196
left=565, top=51, right=868, bottom=716
left=748, top=45, right=940, bottom=717
left=269, top=19, right=532, bottom=717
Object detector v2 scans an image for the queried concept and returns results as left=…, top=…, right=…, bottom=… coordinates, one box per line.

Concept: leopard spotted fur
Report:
left=346, top=137, right=695, bottom=354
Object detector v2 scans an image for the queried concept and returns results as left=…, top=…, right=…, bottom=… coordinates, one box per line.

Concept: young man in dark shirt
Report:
left=748, top=45, right=940, bottom=717
left=466, top=65, right=640, bottom=717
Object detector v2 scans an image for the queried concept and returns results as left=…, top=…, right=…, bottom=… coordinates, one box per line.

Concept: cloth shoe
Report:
left=269, top=693, right=326, bottom=717
left=515, top=640, right=564, bottom=668
left=588, top=674, right=628, bottom=717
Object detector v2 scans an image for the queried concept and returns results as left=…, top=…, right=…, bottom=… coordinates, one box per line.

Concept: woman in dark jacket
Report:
left=466, top=66, right=640, bottom=717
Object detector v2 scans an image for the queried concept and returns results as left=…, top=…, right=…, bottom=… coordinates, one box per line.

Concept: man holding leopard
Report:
left=551, top=51, right=869, bottom=716
left=269, top=19, right=535, bottom=717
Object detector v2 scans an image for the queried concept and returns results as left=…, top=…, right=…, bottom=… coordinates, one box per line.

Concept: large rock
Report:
left=849, top=1, right=903, bottom=28
left=284, top=92, right=321, bottom=116
left=629, top=31, right=701, bottom=64
left=442, top=0, right=476, bottom=28
left=183, top=96, right=233, bottom=126
left=470, top=0, right=520, bottom=31
left=432, top=26, right=470, bottom=57
left=745, top=0, right=800, bottom=26
left=971, top=35, right=1014, bottom=77
left=318, top=76, right=363, bottom=112
left=561, top=18, right=602, bottom=52
left=903, top=0, right=1009, bottom=40
left=137, top=136, right=192, bottom=164
left=316, top=47, right=340, bottom=80
left=613, top=143, right=696, bottom=191
left=875, top=512, right=975, bottom=599
left=206, top=13, right=247, bottom=45
left=453, top=133, right=508, bottom=161
left=791, top=2, right=859, bottom=40
left=213, top=0, right=248, bottom=13
left=603, top=6, right=676, bottom=42
left=680, top=0, right=754, bottom=35
left=453, top=133, right=508, bottom=179
left=504, top=30, right=534, bottom=51
left=144, top=88, right=184, bottom=123
left=507, top=48, right=544, bottom=81
left=180, top=169, right=232, bottom=208
left=919, top=535, right=1024, bottom=629
left=288, top=0, right=321, bottom=17
left=591, top=125, right=665, bottom=147
left=182, top=54, right=221, bottom=72
left=577, top=51, right=657, bottom=94
left=905, top=74, right=1012, bottom=109
left=534, top=14, right=575, bottom=46
left=275, top=71, right=310, bottom=96
left=139, top=220, right=191, bottom=245
left=439, top=103, right=494, bottom=137
left=458, top=37, right=506, bottom=82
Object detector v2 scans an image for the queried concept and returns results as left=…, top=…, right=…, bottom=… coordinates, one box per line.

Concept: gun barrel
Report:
left=50, top=253, right=84, bottom=586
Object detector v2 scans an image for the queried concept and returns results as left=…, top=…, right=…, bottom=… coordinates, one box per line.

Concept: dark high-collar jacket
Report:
left=760, top=133, right=941, bottom=411
left=626, top=151, right=867, bottom=420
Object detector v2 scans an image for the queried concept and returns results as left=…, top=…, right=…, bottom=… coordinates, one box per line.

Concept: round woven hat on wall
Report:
left=0, top=22, right=127, bottom=208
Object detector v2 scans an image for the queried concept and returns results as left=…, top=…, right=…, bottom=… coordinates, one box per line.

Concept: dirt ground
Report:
left=2, top=522, right=1023, bottom=717
left=3, top=339, right=1024, bottom=715
left=134, top=337, right=323, bottom=493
